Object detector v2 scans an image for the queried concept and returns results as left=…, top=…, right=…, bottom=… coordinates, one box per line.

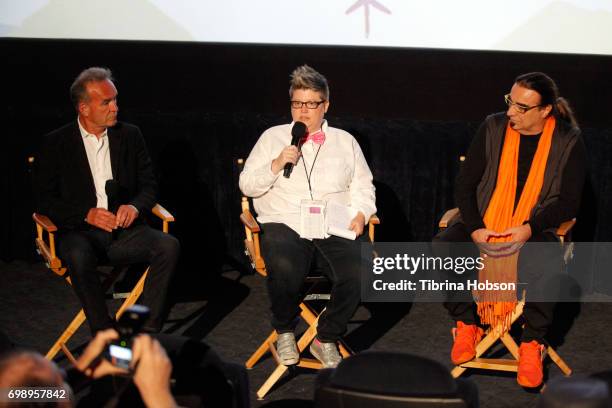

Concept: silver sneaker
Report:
left=276, top=332, right=299, bottom=365
left=310, top=338, right=342, bottom=368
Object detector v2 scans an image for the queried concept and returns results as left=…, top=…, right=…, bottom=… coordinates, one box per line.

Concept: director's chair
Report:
left=237, top=158, right=379, bottom=399
left=438, top=208, right=573, bottom=380
left=33, top=203, right=174, bottom=360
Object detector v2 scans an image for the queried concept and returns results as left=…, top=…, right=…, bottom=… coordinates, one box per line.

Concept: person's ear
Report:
left=78, top=101, right=89, bottom=117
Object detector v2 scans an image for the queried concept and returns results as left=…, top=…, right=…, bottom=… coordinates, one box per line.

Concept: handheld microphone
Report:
left=283, top=121, right=307, bottom=178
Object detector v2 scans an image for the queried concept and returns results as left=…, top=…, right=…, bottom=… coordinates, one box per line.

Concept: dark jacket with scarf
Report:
left=455, top=112, right=586, bottom=236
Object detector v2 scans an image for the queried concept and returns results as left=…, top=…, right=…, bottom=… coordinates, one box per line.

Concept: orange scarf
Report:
left=474, top=116, right=556, bottom=333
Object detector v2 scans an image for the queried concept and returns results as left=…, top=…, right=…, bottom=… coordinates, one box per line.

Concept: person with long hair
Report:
left=435, top=72, right=586, bottom=388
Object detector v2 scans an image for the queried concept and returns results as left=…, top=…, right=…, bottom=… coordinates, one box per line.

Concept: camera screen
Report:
left=109, top=344, right=132, bottom=369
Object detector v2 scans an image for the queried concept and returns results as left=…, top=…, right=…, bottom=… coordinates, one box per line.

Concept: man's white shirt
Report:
left=78, top=118, right=112, bottom=209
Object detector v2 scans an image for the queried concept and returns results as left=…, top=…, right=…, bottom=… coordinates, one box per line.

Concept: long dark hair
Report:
left=515, top=72, right=578, bottom=128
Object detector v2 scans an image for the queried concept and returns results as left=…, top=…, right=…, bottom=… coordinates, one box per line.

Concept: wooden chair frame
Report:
left=33, top=204, right=174, bottom=360
left=438, top=208, right=573, bottom=379
left=239, top=178, right=379, bottom=399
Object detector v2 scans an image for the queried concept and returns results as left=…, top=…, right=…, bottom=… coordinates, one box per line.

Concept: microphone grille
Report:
left=291, top=121, right=307, bottom=138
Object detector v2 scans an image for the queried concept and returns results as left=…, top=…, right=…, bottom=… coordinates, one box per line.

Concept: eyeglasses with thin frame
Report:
left=290, top=100, right=326, bottom=109
left=504, top=94, right=542, bottom=114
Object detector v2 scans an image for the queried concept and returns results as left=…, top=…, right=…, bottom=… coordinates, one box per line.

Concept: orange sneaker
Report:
left=517, top=340, right=545, bottom=388
left=451, top=321, right=484, bottom=365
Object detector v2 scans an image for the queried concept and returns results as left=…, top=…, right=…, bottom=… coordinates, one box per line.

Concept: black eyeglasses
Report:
left=290, top=100, right=326, bottom=109
left=504, top=94, right=542, bottom=114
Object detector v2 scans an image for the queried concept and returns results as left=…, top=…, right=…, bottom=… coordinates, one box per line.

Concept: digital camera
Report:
left=106, top=304, right=150, bottom=369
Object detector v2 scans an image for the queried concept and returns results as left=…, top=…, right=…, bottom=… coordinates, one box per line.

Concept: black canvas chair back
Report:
left=315, top=351, right=477, bottom=408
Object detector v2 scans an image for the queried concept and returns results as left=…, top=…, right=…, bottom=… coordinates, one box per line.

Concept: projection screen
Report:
left=2, top=0, right=612, bottom=55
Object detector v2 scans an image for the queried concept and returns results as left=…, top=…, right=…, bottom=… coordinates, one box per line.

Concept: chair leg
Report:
left=46, top=268, right=148, bottom=361
left=475, top=329, right=501, bottom=358
left=338, top=340, right=352, bottom=357
left=256, top=363, right=289, bottom=400
left=246, top=331, right=278, bottom=369
left=45, top=309, right=86, bottom=360
left=547, top=346, right=572, bottom=376
left=295, top=322, right=323, bottom=370
left=299, top=302, right=319, bottom=326
left=500, top=332, right=520, bottom=360
left=115, top=269, right=148, bottom=319
left=296, top=316, right=319, bottom=352
left=451, top=365, right=468, bottom=378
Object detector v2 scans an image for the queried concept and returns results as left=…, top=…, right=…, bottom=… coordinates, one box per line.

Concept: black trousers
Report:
left=58, top=223, right=180, bottom=333
left=260, top=222, right=369, bottom=343
left=433, top=222, right=561, bottom=343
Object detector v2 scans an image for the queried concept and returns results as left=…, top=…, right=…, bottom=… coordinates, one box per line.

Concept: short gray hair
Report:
left=69, top=67, right=114, bottom=109
left=289, top=65, right=329, bottom=100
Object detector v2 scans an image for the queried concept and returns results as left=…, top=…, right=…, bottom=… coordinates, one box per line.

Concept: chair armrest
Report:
left=32, top=212, right=65, bottom=274
left=557, top=219, right=576, bottom=239
left=239, top=207, right=265, bottom=275
left=32, top=213, right=57, bottom=232
left=367, top=214, right=380, bottom=243
left=439, top=208, right=460, bottom=229
left=240, top=210, right=261, bottom=233
left=151, top=204, right=174, bottom=222
left=368, top=215, right=380, bottom=225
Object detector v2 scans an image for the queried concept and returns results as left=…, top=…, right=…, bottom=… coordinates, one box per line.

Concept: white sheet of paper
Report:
left=326, top=201, right=358, bottom=240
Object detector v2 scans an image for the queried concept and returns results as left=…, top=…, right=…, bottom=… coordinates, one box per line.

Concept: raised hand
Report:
left=271, top=146, right=301, bottom=174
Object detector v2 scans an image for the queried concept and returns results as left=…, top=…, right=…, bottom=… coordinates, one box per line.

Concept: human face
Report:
left=79, top=79, right=119, bottom=136
left=290, top=88, right=329, bottom=133
left=506, top=83, right=552, bottom=135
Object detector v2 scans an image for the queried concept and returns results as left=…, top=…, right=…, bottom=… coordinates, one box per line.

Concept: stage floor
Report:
left=1, top=259, right=611, bottom=407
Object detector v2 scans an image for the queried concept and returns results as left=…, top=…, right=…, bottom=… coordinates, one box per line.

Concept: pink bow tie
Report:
left=303, top=130, right=326, bottom=145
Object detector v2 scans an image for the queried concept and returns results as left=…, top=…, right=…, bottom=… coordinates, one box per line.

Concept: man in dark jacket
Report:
left=34, top=67, right=179, bottom=334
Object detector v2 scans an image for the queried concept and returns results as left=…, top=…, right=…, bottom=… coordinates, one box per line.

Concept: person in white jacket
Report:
left=240, top=65, right=376, bottom=368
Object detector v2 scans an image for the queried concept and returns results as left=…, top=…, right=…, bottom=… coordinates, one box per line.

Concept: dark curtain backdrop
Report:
left=2, top=38, right=611, bottom=293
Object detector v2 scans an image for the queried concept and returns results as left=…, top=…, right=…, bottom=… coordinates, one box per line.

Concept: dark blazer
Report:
left=34, top=121, right=157, bottom=230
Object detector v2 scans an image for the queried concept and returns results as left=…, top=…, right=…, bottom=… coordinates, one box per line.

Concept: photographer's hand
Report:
left=131, top=335, right=176, bottom=408
left=75, top=329, right=127, bottom=378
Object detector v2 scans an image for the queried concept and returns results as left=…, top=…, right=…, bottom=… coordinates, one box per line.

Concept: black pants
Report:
left=433, top=222, right=561, bottom=343
left=260, top=223, right=368, bottom=342
left=58, top=223, right=180, bottom=333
